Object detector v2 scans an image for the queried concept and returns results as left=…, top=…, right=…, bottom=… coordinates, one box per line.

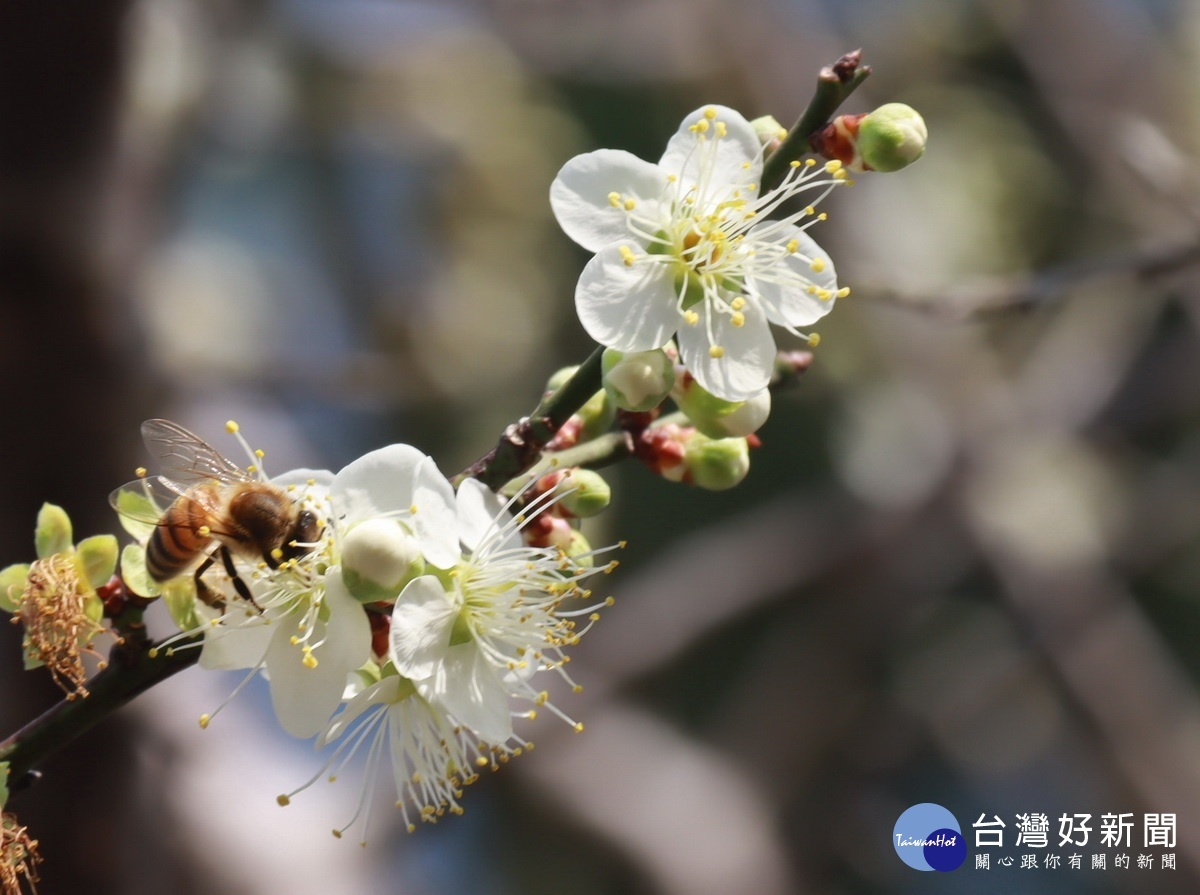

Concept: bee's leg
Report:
left=219, top=545, right=262, bottom=610
left=192, top=554, right=227, bottom=611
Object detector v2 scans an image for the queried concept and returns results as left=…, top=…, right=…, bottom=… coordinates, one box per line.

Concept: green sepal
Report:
left=35, top=503, right=73, bottom=559
left=113, top=486, right=160, bottom=543
left=163, top=578, right=200, bottom=632
left=120, top=545, right=160, bottom=599
left=0, top=564, right=30, bottom=613
left=76, top=534, right=119, bottom=589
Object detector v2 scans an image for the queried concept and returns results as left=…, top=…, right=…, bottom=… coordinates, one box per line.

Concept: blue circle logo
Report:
left=893, top=803, right=966, bottom=872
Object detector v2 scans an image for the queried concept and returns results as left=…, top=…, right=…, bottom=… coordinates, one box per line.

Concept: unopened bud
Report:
left=812, top=103, right=927, bottom=173
left=684, top=433, right=751, bottom=491
left=341, top=519, right=426, bottom=603
left=857, top=103, right=927, bottom=172
left=75, top=535, right=119, bottom=590
left=750, top=115, right=788, bottom=154
left=35, top=503, right=73, bottom=559
left=554, top=469, right=611, bottom=518
left=676, top=379, right=771, bottom=438
left=576, top=388, right=616, bottom=441
left=0, top=564, right=29, bottom=613
left=563, top=528, right=595, bottom=568
left=602, top=348, right=675, bottom=412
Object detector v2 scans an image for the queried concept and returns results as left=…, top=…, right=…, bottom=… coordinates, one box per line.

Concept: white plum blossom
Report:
left=551, top=104, right=848, bottom=401
left=278, top=665, right=520, bottom=842
left=389, top=477, right=616, bottom=744
left=187, top=444, right=462, bottom=738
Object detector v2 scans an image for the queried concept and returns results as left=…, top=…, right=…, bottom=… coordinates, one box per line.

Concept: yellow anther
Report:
left=807, top=333, right=821, bottom=347
left=225, top=420, right=240, bottom=434
left=776, top=127, right=787, bottom=140
left=607, top=191, right=621, bottom=207
left=731, top=312, right=745, bottom=328
left=255, top=448, right=265, bottom=459
left=786, top=239, right=800, bottom=254
left=135, top=466, right=147, bottom=478
left=730, top=296, right=746, bottom=311
left=409, top=503, right=418, bottom=514
left=824, top=159, right=843, bottom=173
left=148, top=647, right=159, bottom=658
left=691, top=119, right=710, bottom=134
left=667, top=173, right=677, bottom=182
left=704, top=106, right=717, bottom=119
left=833, top=169, right=848, bottom=181
left=574, top=722, right=585, bottom=733
left=270, top=547, right=284, bottom=560
left=684, top=310, right=700, bottom=325
left=810, top=257, right=826, bottom=273
left=199, top=714, right=211, bottom=729
left=817, top=289, right=832, bottom=301
left=715, top=121, right=727, bottom=137
left=817, top=212, right=828, bottom=221
left=623, top=198, right=636, bottom=211
left=277, top=794, right=291, bottom=806
left=619, top=245, right=637, bottom=267
left=837, top=286, right=851, bottom=298
left=804, top=205, right=815, bottom=215
left=741, top=161, right=751, bottom=169
left=709, top=345, right=725, bottom=359
left=197, top=525, right=211, bottom=537
left=790, top=159, right=801, bottom=168
left=805, top=158, right=816, bottom=167
left=246, top=465, right=257, bottom=474
left=303, top=651, right=319, bottom=669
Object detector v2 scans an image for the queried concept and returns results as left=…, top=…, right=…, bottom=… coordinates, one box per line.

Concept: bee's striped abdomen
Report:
left=146, top=494, right=214, bottom=581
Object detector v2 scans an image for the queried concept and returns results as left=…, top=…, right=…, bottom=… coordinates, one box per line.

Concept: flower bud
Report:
left=554, top=468, right=611, bottom=518
left=684, top=433, right=751, bottom=491
left=35, top=503, right=73, bottom=559
left=341, top=519, right=426, bottom=603
left=563, top=528, right=595, bottom=568
left=602, top=348, right=675, bottom=412
left=75, top=535, right=119, bottom=590
left=812, top=103, right=927, bottom=173
left=576, top=387, right=616, bottom=441
left=676, top=378, right=771, bottom=438
left=750, top=115, right=788, bottom=153
left=857, top=103, right=927, bottom=172
left=0, top=564, right=29, bottom=613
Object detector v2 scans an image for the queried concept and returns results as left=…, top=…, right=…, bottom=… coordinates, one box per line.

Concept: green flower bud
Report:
left=750, top=115, right=788, bottom=150
left=555, top=469, right=612, bottom=518
left=576, top=387, right=616, bottom=441
left=602, top=348, right=675, bottom=412
left=857, top=103, right=927, bottom=172
left=341, top=519, right=426, bottom=603
left=0, top=564, right=29, bottom=613
left=76, top=534, right=119, bottom=590
left=684, top=433, right=750, bottom=491
left=563, top=528, right=595, bottom=568
left=545, top=365, right=579, bottom=394
left=35, top=503, right=73, bottom=559
left=676, top=379, right=771, bottom=438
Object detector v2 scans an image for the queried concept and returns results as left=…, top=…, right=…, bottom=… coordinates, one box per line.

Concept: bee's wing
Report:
left=108, top=475, right=186, bottom=526
left=141, top=419, right=250, bottom=485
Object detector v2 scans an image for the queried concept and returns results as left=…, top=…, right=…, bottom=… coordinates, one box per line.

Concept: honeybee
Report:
left=110, top=419, right=322, bottom=607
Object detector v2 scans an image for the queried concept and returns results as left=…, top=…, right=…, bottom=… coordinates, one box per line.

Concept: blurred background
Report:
left=2, top=0, right=1200, bottom=892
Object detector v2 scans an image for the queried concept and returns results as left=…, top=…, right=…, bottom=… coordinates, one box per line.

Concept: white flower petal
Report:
left=550, top=149, right=671, bottom=253
left=272, top=467, right=334, bottom=491
left=576, top=243, right=680, bottom=351
left=456, top=477, right=513, bottom=554
left=420, top=643, right=513, bottom=743
left=750, top=226, right=839, bottom=328
left=332, top=444, right=425, bottom=525
left=198, top=613, right=272, bottom=670
left=265, top=574, right=371, bottom=739
left=659, top=105, right=761, bottom=195
left=318, top=676, right=397, bottom=748
left=677, top=304, right=775, bottom=401
left=389, top=575, right=457, bottom=681
left=411, top=456, right=460, bottom=568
